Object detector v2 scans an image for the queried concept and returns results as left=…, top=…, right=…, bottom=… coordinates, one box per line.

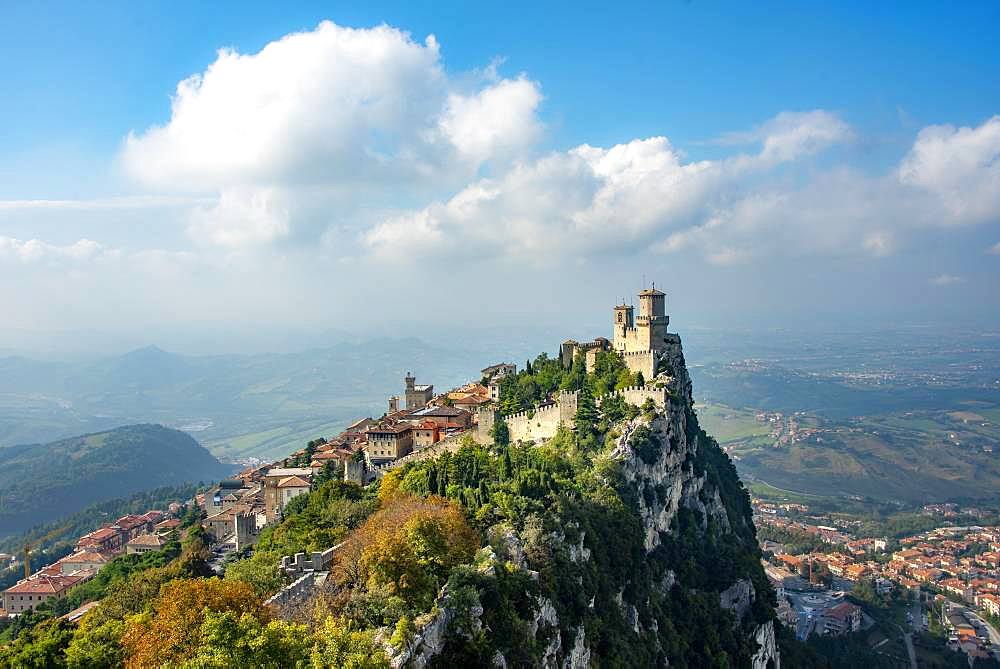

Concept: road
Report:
left=944, top=601, right=1000, bottom=663
left=903, top=590, right=921, bottom=669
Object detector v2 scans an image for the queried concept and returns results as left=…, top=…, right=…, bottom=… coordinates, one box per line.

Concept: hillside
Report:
left=0, top=424, right=231, bottom=537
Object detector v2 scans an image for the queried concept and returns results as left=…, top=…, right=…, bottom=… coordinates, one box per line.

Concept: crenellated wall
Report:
left=477, top=386, right=669, bottom=445
left=620, top=350, right=656, bottom=378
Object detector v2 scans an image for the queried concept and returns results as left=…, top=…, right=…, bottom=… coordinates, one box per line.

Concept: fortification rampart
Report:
left=620, top=350, right=656, bottom=378
left=477, top=385, right=669, bottom=446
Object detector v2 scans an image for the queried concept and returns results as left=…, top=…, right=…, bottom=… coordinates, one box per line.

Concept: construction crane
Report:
left=22, top=525, right=71, bottom=580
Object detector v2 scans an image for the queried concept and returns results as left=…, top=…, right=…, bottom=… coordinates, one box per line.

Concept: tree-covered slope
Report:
left=0, top=424, right=231, bottom=537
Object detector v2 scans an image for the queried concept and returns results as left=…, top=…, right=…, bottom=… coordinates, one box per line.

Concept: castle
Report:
left=560, top=285, right=669, bottom=379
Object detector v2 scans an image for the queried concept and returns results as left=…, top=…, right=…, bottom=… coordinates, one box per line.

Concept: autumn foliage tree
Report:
left=121, top=578, right=263, bottom=669
left=334, top=494, right=479, bottom=610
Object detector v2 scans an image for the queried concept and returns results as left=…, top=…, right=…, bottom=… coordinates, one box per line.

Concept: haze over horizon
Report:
left=2, top=2, right=999, bottom=356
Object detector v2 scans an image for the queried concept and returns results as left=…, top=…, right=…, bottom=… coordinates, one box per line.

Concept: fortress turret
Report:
left=638, top=285, right=666, bottom=322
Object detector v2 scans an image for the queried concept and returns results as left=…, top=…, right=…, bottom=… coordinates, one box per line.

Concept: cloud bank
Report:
left=3, top=21, right=998, bottom=338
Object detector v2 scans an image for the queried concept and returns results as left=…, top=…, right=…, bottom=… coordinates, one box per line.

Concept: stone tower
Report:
left=638, top=286, right=666, bottom=323
left=404, top=372, right=433, bottom=409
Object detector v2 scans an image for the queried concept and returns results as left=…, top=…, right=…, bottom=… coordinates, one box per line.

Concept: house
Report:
left=113, top=514, right=153, bottom=542
left=154, top=518, right=182, bottom=535
left=57, top=551, right=111, bottom=575
left=76, top=527, right=125, bottom=555
left=977, top=593, right=1000, bottom=617
left=61, top=601, right=100, bottom=624
left=206, top=479, right=246, bottom=515
left=481, top=363, right=517, bottom=380
left=412, top=420, right=441, bottom=448
left=844, top=563, right=868, bottom=581
left=821, top=602, right=862, bottom=635
left=263, top=467, right=313, bottom=523
left=276, top=476, right=311, bottom=510
left=126, top=533, right=169, bottom=555
left=366, top=424, right=414, bottom=463
left=3, top=572, right=94, bottom=614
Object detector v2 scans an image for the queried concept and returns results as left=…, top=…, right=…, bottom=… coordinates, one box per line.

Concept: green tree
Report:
left=574, top=385, right=599, bottom=449
left=225, top=549, right=286, bottom=598
left=181, top=610, right=310, bottom=668
left=65, top=618, right=126, bottom=669
left=310, top=618, right=388, bottom=668
left=490, top=417, right=511, bottom=448
left=0, top=618, right=74, bottom=668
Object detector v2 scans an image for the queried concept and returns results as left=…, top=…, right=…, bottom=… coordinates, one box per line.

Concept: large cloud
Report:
left=121, top=21, right=542, bottom=248
left=365, top=114, right=1000, bottom=266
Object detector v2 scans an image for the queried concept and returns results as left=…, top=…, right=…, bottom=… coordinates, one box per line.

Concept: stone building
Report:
left=561, top=285, right=671, bottom=379
left=404, top=373, right=434, bottom=409
left=613, top=286, right=669, bottom=355
left=263, top=467, right=313, bottom=523
left=3, top=572, right=94, bottom=614
left=366, top=423, right=414, bottom=463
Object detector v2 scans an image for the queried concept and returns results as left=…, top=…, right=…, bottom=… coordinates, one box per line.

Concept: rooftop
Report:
left=127, top=533, right=168, bottom=548
left=410, top=406, right=466, bottom=418
left=277, top=475, right=311, bottom=489
left=266, top=467, right=313, bottom=478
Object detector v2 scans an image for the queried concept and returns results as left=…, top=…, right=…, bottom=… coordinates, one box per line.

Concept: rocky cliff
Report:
left=388, top=335, right=781, bottom=668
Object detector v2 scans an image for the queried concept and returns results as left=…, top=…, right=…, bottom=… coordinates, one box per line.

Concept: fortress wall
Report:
left=507, top=400, right=564, bottom=443
left=621, top=350, right=655, bottom=378
left=619, top=386, right=669, bottom=411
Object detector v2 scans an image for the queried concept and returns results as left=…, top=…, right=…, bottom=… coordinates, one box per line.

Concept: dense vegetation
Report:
left=0, top=425, right=231, bottom=537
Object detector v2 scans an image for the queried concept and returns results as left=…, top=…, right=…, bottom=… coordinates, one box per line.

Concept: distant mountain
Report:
left=0, top=424, right=232, bottom=538
left=0, top=337, right=503, bottom=459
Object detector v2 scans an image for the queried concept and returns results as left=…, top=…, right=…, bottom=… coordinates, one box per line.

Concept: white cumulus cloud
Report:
left=121, top=21, right=543, bottom=249
left=898, top=115, right=1000, bottom=224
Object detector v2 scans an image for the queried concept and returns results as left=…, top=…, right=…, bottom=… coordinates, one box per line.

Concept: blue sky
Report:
left=0, top=2, right=998, bottom=352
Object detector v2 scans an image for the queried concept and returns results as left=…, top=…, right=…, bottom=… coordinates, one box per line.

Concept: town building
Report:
left=366, top=423, right=414, bottom=463
left=57, top=551, right=111, bottom=575
left=76, top=527, right=125, bottom=555
left=404, top=373, right=434, bottom=409
left=821, top=602, right=862, bottom=635
left=481, top=363, right=516, bottom=381
left=3, top=572, right=93, bottom=614
left=406, top=405, right=472, bottom=429
left=126, top=533, right=169, bottom=555
left=263, top=467, right=314, bottom=523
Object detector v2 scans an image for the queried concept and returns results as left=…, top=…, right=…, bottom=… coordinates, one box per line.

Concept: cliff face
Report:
left=393, top=335, right=780, bottom=668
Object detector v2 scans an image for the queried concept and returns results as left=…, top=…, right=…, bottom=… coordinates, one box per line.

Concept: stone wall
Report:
left=621, top=350, right=656, bottom=378
left=505, top=400, right=564, bottom=444
left=264, top=572, right=315, bottom=611
left=478, top=387, right=668, bottom=446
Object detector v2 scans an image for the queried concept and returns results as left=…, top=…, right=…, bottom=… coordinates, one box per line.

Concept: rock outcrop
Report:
left=393, top=333, right=780, bottom=667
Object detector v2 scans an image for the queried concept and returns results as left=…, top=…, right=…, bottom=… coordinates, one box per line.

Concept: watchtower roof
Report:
left=639, top=288, right=665, bottom=296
